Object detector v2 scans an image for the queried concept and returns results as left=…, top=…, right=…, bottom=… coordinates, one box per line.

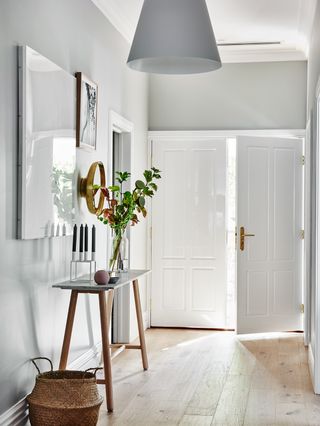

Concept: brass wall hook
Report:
left=80, top=161, right=106, bottom=215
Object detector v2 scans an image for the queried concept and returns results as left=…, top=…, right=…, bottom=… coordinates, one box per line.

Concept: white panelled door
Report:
left=151, top=137, right=227, bottom=328
left=237, top=136, right=303, bottom=334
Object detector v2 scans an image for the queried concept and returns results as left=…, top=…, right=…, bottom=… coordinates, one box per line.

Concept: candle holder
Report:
left=70, top=257, right=96, bottom=282
left=71, top=222, right=96, bottom=282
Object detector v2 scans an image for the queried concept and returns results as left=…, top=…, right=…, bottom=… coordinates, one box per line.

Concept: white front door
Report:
left=151, top=137, right=227, bottom=328
left=237, top=136, right=303, bottom=334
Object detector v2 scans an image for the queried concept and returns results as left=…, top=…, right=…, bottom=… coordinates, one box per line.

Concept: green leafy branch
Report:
left=97, top=167, right=161, bottom=235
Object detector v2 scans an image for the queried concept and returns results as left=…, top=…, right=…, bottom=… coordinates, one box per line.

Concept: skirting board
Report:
left=308, top=344, right=316, bottom=393
left=0, top=399, right=28, bottom=426
left=0, top=343, right=102, bottom=426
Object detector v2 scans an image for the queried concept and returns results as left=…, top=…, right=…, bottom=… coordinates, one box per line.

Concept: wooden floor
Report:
left=97, top=328, right=320, bottom=426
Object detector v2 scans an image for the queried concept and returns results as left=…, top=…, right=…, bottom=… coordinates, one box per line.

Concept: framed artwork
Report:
left=76, top=72, right=98, bottom=150
left=18, top=46, right=76, bottom=240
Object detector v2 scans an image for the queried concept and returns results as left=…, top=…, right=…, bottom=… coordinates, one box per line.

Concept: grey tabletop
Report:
left=52, top=269, right=151, bottom=291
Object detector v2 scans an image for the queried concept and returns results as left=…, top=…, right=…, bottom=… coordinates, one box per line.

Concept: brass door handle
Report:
left=240, top=226, right=255, bottom=251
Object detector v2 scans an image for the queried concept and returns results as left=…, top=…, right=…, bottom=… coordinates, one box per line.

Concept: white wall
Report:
left=149, top=61, right=307, bottom=130
left=307, top=2, right=320, bottom=114
left=0, top=0, right=148, bottom=416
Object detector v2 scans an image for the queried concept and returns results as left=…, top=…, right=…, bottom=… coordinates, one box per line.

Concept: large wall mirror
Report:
left=18, top=46, right=76, bottom=239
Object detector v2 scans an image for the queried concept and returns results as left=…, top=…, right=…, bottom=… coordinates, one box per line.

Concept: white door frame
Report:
left=108, top=110, right=134, bottom=175
left=149, top=129, right=306, bottom=330
left=304, top=117, right=312, bottom=346
left=108, top=110, right=134, bottom=342
left=309, top=79, right=320, bottom=393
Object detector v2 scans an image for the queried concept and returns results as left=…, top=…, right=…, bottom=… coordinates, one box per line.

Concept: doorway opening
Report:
left=109, top=111, right=133, bottom=344
left=149, top=132, right=304, bottom=334
left=226, top=138, right=237, bottom=330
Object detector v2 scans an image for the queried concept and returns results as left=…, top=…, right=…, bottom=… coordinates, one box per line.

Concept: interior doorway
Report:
left=151, top=136, right=228, bottom=328
left=149, top=131, right=304, bottom=333
left=109, top=111, right=133, bottom=343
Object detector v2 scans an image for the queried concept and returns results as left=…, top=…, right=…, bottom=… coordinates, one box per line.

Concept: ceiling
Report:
left=91, top=0, right=317, bottom=63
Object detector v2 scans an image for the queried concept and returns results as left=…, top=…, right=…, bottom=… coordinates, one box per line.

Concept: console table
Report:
left=53, top=269, right=151, bottom=412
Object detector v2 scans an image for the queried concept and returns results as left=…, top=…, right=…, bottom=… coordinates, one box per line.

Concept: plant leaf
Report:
left=141, top=208, right=147, bottom=218
left=144, top=170, right=153, bottom=183
left=123, top=191, right=132, bottom=199
left=143, top=188, right=154, bottom=196
left=149, top=183, right=158, bottom=191
left=135, top=180, right=145, bottom=189
left=100, top=187, right=110, bottom=198
left=138, top=196, right=145, bottom=208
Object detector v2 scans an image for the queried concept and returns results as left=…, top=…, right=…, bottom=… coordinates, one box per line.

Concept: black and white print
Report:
left=76, top=73, right=97, bottom=150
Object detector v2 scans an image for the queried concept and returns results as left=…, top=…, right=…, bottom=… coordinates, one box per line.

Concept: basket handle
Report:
left=31, top=357, right=53, bottom=374
left=83, top=367, right=103, bottom=378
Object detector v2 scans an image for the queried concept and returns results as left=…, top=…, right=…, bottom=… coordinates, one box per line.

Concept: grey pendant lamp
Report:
left=127, top=0, right=222, bottom=74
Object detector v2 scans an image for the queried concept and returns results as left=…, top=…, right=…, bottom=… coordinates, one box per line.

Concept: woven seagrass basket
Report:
left=27, top=357, right=103, bottom=426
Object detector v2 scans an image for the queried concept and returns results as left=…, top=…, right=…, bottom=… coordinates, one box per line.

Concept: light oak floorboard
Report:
left=179, top=415, right=213, bottom=425
left=97, top=329, right=319, bottom=426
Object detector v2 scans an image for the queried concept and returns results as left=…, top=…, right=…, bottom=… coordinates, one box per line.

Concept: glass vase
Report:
left=109, top=229, right=129, bottom=273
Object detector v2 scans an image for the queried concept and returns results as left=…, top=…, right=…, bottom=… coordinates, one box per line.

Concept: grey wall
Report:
left=149, top=61, right=307, bottom=130
left=307, top=2, right=320, bottom=114
left=0, top=0, right=148, bottom=416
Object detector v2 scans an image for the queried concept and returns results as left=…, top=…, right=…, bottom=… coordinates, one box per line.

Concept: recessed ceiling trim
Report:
left=220, top=46, right=306, bottom=64
left=218, top=42, right=282, bottom=47
left=90, top=0, right=313, bottom=63
left=297, top=0, right=317, bottom=56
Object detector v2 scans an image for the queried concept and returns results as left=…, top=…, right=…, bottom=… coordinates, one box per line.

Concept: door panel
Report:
left=152, top=138, right=227, bottom=328
left=247, top=147, right=268, bottom=261
left=162, top=150, right=187, bottom=259
left=237, top=136, right=303, bottom=334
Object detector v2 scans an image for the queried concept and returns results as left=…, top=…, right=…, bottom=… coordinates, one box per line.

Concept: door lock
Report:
left=240, top=226, right=255, bottom=251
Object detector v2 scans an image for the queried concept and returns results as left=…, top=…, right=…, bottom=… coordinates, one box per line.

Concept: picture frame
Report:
left=76, top=72, right=98, bottom=150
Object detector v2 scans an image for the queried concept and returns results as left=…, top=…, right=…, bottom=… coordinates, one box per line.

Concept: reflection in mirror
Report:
left=51, top=137, right=75, bottom=231
left=18, top=46, right=76, bottom=239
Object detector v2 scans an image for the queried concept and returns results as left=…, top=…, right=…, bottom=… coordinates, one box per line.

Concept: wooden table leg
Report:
left=59, top=290, right=78, bottom=370
left=132, top=279, right=149, bottom=371
left=99, top=289, right=114, bottom=412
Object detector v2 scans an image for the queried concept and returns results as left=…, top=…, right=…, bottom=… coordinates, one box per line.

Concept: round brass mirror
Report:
left=80, top=162, right=106, bottom=215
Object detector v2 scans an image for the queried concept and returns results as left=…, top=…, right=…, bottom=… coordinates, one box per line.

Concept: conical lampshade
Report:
left=127, top=0, right=222, bottom=74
